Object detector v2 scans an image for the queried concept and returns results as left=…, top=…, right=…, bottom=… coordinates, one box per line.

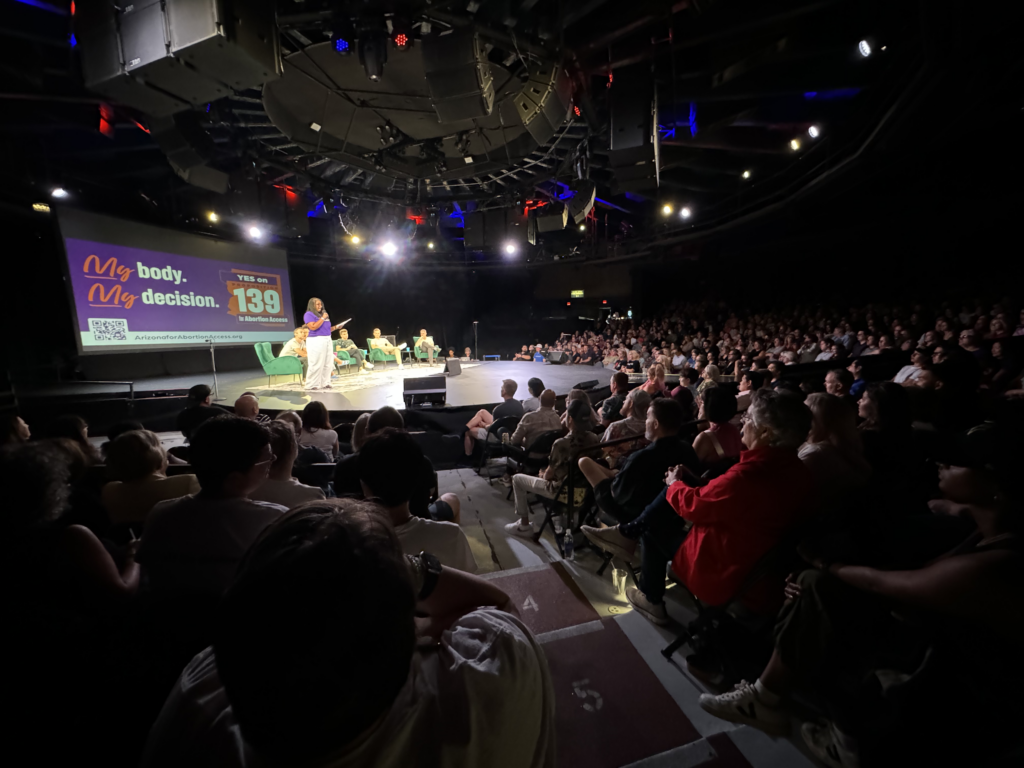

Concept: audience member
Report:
left=177, top=384, right=226, bottom=441
left=692, top=387, right=743, bottom=469
left=463, top=379, right=524, bottom=456
left=249, top=421, right=326, bottom=509
left=523, top=377, right=544, bottom=412
left=336, top=406, right=461, bottom=523
left=40, top=414, right=101, bottom=465
left=583, top=390, right=813, bottom=625
left=600, top=372, right=630, bottom=427
left=579, top=399, right=700, bottom=524
left=299, top=401, right=339, bottom=460
left=360, top=429, right=476, bottom=572
left=799, top=393, right=871, bottom=505
left=697, top=424, right=1024, bottom=768
left=136, top=416, right=287, bottom=596
left=102, top=430, right=201, bottom=526
left=507, top=389, right=562, bottom=451
left=601, top=388, right=652, bottom=467
left=640, top=363, right=670, bottom=397
left=893, top=347, right=928, bottom=385
left=847, top=359, right=867, bottom=399
left=274, top=410, right=331, bottom=465
left=4, top=441, right=139, bottom=606
left=1, top=413, right=31, bottom=445
left=506, top=399, right=600, bottom=536
left=143, top=499, right=553, bottom=768
left=238, top=392, right=272, bottom=425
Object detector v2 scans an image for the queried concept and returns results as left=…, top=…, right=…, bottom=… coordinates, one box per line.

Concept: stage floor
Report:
left=230, top=360, right=612, bottom=411
left=36, top=361, right=614, bottom=412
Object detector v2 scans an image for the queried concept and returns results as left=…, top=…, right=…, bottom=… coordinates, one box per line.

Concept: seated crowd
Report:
left=2, top=293, right=1021, bottom=768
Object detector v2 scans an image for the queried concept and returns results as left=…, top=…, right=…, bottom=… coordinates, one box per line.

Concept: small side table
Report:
left=403, top=349, right=418, bottom=367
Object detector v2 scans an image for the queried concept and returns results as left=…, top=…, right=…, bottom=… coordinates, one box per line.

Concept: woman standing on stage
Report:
left=303, top=298, right=342, bottom=391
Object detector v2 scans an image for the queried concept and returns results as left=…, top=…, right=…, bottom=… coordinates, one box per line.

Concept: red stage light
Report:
left=566, top=301, right=571, bottom=306
left=395, top=33, right=408, bottom=47
left=70, top=0, right=75, bottom=15
left=574, top=105, right=581, bottom=117
left=602, top=300, right=607, bottom=304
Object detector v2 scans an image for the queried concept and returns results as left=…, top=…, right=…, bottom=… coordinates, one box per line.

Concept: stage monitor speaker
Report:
left=567, top=180, right=597, bottom=224
left=574, top=379, right=599, bottom=391
left=422, top=29, right=495, bottom=123
left=536, top=203, right=569, bottom=233
left=548, top=351, right=567, bottom=365
left=444, top=359, right=462, bottom=376
left=514, top=63, right=572, bottom=145
left=527, top=210, right=538, bottom=245
left=403, top=376, right=447, bottom=408
left=78, top=0, right=281, bottom=117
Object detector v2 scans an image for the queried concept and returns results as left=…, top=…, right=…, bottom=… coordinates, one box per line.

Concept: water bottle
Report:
left=563, top=532, right=575, bottom=561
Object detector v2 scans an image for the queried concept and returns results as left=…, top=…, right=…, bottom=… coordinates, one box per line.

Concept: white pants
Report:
left=512, top=473, right=557, bottom=522
left=305, top=335, right=333, bottom=389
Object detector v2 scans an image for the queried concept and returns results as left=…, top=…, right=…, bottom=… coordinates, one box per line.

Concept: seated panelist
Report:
left=369, top=328, right=408, bottom=369
left=416, top=329, right=438, bottom=366
left=336, top=328, right=373, bottom=372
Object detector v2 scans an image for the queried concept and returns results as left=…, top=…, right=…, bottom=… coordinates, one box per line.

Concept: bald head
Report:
left=234, top=394, right=259, bottom=420
left=540, top=389, right=557, bottom=409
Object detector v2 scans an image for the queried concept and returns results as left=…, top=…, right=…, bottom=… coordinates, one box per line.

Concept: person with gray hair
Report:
left=582, top=389, right=814, bottom=627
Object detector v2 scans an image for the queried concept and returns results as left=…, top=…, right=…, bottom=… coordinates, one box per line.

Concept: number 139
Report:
left=233, top=287, right=281, bottom=314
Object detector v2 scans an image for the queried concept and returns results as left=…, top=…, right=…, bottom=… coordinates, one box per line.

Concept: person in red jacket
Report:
left=582, top=389, right=814, bottom=625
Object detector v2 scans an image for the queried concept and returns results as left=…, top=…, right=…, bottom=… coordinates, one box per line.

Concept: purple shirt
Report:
left=304, top=311, right=332, bottom=337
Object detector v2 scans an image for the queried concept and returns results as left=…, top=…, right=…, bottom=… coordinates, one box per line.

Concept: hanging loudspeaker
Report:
left=514, top=63, right=572, bottom=145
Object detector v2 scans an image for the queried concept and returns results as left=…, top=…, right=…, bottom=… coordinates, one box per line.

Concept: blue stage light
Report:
left=335, top=38, right=351, bottom=54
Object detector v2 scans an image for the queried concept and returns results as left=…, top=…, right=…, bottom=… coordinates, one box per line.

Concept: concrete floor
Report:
left=438, top=465, right=818, bottom=768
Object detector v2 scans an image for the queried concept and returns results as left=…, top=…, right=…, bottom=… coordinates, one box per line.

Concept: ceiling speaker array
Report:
left=78, top=0, right=282, bottom=118
left=421, top=29, right=495, bottom=123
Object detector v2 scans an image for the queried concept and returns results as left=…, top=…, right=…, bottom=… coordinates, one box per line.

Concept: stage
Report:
left=29, top=361, right=615, bottom=414
left=221, top=360, right=613, bottom=411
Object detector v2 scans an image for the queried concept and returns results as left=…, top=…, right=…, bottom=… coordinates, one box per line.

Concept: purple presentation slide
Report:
left=65, top=237, right=295, bottom=351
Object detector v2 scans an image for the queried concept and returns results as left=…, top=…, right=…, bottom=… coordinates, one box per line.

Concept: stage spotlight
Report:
left=578, top=224, right=586, bottom=231
left=661, top=204, right=672, bottom=216
left=790, top=138, right=801, bottom=151
left=208, top=212, right=219, bottom=222
left=504, top=242, right=517, bottom=255
left=381, top=241, right=397, bottom=257
left=248, top=226, right=263, bottom=239
left=858, top=40, right=871, bottom=57
left=679, top=207, right=692, bottom=219
left=808, top=125, right=821, bottom=139
left=350, top=235, right=360, bottom=245
left=742, top=170, right=752, bottom=179
left=427, top=241, right=435, bottom=249
left=51, top=187, right=68, bottom=199
left=32, top=202, right=50, bottom=213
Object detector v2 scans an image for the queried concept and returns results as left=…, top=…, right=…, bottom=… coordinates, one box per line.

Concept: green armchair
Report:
left=333, top=341, right=363, bottom=375
left=367, top=338, right=398, bottom=369
left=254, top=342, right=303, bottom=386
left=413, top=336, right=437, bottom=364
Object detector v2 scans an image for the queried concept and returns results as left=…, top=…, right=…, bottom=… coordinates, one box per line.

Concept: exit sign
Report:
left=570, top=289, right=584, bottom=298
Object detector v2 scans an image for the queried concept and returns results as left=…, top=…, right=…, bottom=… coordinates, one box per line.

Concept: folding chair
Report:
left=476, top=415, right=521, bottom=482
left=659, top=530, right=805, bottom=686
left=534, top=464, right=594, bottom=545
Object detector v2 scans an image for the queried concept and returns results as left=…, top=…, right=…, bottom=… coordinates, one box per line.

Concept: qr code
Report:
left=89, top=318, right=128, bottom=341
